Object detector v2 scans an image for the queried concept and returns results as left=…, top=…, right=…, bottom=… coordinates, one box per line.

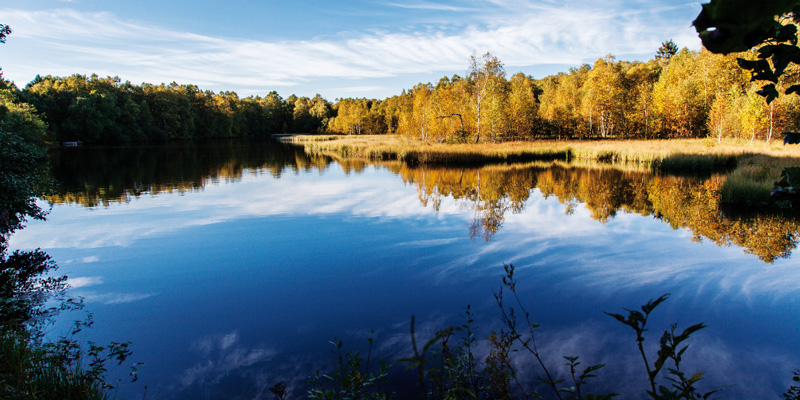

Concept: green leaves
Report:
left=309, top=335, right=391, bottom=400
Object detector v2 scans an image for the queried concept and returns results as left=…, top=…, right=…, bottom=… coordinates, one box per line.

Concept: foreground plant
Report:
left=784, top=369, right=800, bottom=400
left=293, top=263, right=797, bottom=400
left=0, top=60, right=141, bottom=397
left=605, top=295, right=720, bottom=400
left=495, top=263, right=615, bottom=400
left=308, top=334, right=391, bottom=400
left=402, top=306, right=487, bottom=400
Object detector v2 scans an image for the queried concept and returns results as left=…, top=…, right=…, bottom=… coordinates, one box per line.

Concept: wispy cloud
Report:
left=330, top=85, right=390, bottom=94
left=181, top=331, right=277, bottom=387
left=1, top=1, right=700, bottom=97
left=81, top=292, right=156, bottom=304
left=387, top=2, right=478, bottom=12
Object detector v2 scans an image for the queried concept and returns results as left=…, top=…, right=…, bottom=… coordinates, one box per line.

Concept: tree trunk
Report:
left=767, top=102, right=774, bottom=143
left=421, top=109, right=426, bottom=141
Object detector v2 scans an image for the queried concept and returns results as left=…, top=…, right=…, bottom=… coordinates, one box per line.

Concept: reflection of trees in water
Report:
left=46, top=139, right=335, bottom=207
left=649, top=177, right=798, bottom=263
left=396, top=164, right=800, bottom=263
left=398, top=165, right=532, bottom=241
left=48, top=143, right=800, bottom=262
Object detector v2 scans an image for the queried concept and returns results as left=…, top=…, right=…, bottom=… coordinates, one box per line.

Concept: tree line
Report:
left=12, top=44, right=800, bottom=144
left=20, top=75, right=334, bottom=143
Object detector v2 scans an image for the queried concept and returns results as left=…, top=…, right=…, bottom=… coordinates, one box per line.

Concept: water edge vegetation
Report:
left=290, top=134, right=800, bottom=206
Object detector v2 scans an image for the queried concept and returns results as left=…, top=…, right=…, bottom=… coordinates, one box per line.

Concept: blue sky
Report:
left=2, top=0, right=702, bottom=100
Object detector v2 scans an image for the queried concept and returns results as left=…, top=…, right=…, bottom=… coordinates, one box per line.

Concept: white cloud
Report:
left=329, top=85, right=390, bottom=94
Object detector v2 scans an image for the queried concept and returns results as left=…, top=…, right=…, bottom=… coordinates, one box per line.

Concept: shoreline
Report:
left=283, top=134, right=800, bottom=206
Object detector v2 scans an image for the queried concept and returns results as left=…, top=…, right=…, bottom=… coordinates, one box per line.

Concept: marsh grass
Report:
left=286, top=135, right=800, bottom=207
left=721, top=154, right=800, bottom=205
left=292, top=135, right=572, bottom=165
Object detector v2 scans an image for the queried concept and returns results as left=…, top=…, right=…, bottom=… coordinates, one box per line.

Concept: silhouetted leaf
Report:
left=641, top=294, right=670, bottom=315
left=689, top=372, right=705, bottom=385
left=676, top=322, right=707, bottom=343
left=757, top=84, right=780, bottom=103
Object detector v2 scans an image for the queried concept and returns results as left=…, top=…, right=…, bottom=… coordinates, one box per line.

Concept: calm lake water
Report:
left=9, top=139, right=800, bottom=399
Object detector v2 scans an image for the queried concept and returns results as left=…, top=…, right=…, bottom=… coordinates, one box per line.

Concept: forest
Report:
left=15, top=43, right=800, bottom=145
left=19, top=75, right=333, bottom=143
left=326, top=47, right=800, bottom=142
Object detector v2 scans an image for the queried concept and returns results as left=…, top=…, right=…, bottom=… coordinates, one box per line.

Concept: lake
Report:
left=9, top=139, right=800, bottom=399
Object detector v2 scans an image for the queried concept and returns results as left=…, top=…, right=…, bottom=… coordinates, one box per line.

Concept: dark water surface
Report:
left=9, top=139, right=800, bottom=399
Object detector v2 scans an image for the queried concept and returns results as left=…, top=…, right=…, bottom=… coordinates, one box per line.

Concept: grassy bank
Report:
left=285, top=135, right=800, bottom=205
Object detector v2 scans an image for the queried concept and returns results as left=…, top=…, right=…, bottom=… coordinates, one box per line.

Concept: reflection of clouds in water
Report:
left=192, top=331, right=241, bottom=356
left=181, top=331, right=276, bottom=387
left=67, top=276, right=103, bottom=288
left=394, top=238, right=462, bottom=248
left=12, top=168, right=454, bottom=251
left=420, top=197, right=800, bottom=299
left=80, top=292, right=155, bottom=305
left=67, top=276, right=155, bottom=304
left=177, top=330, right=339, bottom=399
left=524, top=323, right=796, bottom=399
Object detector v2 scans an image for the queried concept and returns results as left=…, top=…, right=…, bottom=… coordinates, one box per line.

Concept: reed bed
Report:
left=287, top=134, right=800, bottom=206
left=290, top=135, right=800, bottom=164
left=721, top=154, right=800, bottom=204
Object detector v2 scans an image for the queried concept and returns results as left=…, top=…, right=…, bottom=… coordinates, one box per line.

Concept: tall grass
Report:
left=721, top=154, right=800, bottom=204
left=289, top=135, right=767, bottom=168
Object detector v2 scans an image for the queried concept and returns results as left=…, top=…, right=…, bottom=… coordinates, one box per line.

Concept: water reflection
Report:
left=47, top=139, right=330, bottom=207
left=46, top=140, right=800, bottom=263
left=22, top=139, right=800, bottom=399
left=393, top=163, right=800, bottom=263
